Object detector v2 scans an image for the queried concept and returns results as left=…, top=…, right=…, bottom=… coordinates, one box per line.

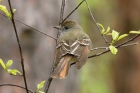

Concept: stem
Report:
left=84, top=0, right=109, bottom=43
left=0, top=84, right=34, bottom=93
left=7, top=0, right=29, bottom=93
left=44, top=0, right=66, bottom=93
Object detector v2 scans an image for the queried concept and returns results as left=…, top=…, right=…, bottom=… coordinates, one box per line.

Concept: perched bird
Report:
left=51, top=20, right=92, bottom=79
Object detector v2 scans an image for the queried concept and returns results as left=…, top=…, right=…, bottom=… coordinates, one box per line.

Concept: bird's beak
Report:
left=54, top=26, right=61, bottom=29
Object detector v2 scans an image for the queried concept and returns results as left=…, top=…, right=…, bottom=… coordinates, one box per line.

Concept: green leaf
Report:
left=112, top=30, right=119, bottom=40
left=109, top=45, right=118, bottom=54
left=7, top=69, right=12, bottom=73
left=38, top=91, right=45, bottom=93
left=8, top=69, right=22, bottom=75
left=129, top=31, right=140, bottom=34
left=106, top=33, right=112, bottom=35
left=12, top=9, right=16, bottom=13
left=97, top=23, right=105, bottom=34
left=37, top=80, right=46, bottom=90
left=118, top=34, right=129, bottom=41
left=0, top=5, right=12, bottom=19
left=104, top=26, right=110, bottom=34
left=6, top=60, right=13, bottom=68
left=0, top=59, right=6, bottom=69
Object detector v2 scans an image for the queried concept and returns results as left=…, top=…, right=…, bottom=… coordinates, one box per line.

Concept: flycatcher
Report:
left=51, top=20, right=92, bottom=79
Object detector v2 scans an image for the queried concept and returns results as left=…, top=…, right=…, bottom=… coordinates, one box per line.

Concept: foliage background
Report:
left=0, top=0, right=140, bottom=93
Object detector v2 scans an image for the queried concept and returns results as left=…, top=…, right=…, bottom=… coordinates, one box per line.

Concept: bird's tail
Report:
left=51, top=55, right=73, bottom=79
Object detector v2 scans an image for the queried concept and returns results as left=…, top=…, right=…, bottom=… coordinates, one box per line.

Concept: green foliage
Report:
left=111, top=30, right=128, bottom=44
left=117, top=34, right=129, bottom=41
left=104, top=27, right=111, bottom=35
left=97, top=23, right=111, bottom=35
left=6, top=60, right=13, bottom=69
left=8, top=69, right=22, bottom=75
left=0, top=2, right=16, bottom=19
left=98, top=23, right=130, bottom=54
left=0, top=59, right=6, bottom=69
left=0, top=5, right=12, bottom=19
left=36, top=80, right=46, bottom=93
left=109, top=45, right=118, bottom=54
left=97, top=23, right=105, bottom=33
left=112, top=30, right=119, bottom=41
left=0, top=59, right=22, bottom=75
left=129, top=31, right=140, bottom=34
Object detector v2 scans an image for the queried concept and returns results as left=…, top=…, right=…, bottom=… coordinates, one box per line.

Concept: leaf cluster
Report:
left=98, top=23, right=139, bottom=54
left=0, top=0, right=16, bottom=19
left=0, top=59, right=22, bottom=75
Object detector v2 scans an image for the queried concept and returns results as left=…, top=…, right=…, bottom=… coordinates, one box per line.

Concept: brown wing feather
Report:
left=54, top=42, right=71, bottom=66
left=70, top=38, right=91, bottom=69
left=76, top=46, right=90, bottom=69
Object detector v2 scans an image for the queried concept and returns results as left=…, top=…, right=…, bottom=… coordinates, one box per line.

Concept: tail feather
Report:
left=51, top=55, right=73, bottom=79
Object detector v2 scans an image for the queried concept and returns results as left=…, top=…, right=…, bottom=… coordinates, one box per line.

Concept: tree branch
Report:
left=119, top=41, right=140, bottom=47
left=84, top=0, right=109, bottom=43
left=59, top=0, right=66, bottom=24
left=91, top=47, right=108, bottom=51
left=44, top=0, right=66, bottom=93
left=0, top=12, right=56, bottom=40
left=7, top=0, right=29, bottom=93
left=61, top=0, right=85, bottom=23
left=89, top=34, right=140, bottom=58
left=0, top=84, right=34, bottom=93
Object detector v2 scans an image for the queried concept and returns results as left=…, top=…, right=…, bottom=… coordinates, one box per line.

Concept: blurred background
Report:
left=0, top=0, right=140, bottom=93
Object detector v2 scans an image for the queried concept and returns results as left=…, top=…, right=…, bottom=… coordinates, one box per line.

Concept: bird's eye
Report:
left=64, top=26, right=68, bottom=30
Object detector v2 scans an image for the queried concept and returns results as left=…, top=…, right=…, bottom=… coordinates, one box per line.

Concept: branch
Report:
left=0, top=84, right=34, bottom=93
left=116, top=34, right=140, bottom=47
left=90, top=40, right=140, bottom=51
left=119, top=41, right=140, bottom=47
left=89, top=34, right=140, bottom=58
left=7, top=1, right=29, bottom=93
left=0, top=12, right=56, bottom=40
left=44, top=0, right=66, bottom=93
left=59, top=0, right=66, bottom=24
left=84, top=0, right=109, bottom=43
left=90, top=47, right=108, bottom=51
left=61, top=0, right=85, bottom=23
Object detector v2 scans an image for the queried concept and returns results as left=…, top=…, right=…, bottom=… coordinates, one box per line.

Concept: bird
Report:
left=51, top=20, right=92, bottom=79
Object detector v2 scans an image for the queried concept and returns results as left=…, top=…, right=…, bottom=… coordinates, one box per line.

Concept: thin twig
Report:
left=116, top=34, right=140, bottom=47
left=90, top=41, right=140, bottom=51
left=84, top=0, right=109, bottom=43
left=90, top=47, right=108, bottom=51
left=89, top=34, right=140, bottom=58
left=44, top=0, right=66, bottom=93
left=7, top=1, right=29, bottom=93
left=119, top=41, right=140, bottom=47
left=0, top=84, right=34, bottom=93
left=15, top=19, right=57, bottom=40
left=59, top=0, right=66, bottom=24
left=0, top=12, right=56, bottom=40
left=61, top=0, right=85, bottom=23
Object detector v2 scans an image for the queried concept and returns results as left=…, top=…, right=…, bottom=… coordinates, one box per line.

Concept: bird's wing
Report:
left=54, top=42, right=71, bottom=66
left=55, top=38, right=92, bottom=69
left=70, top=38, right=91, bottom=69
